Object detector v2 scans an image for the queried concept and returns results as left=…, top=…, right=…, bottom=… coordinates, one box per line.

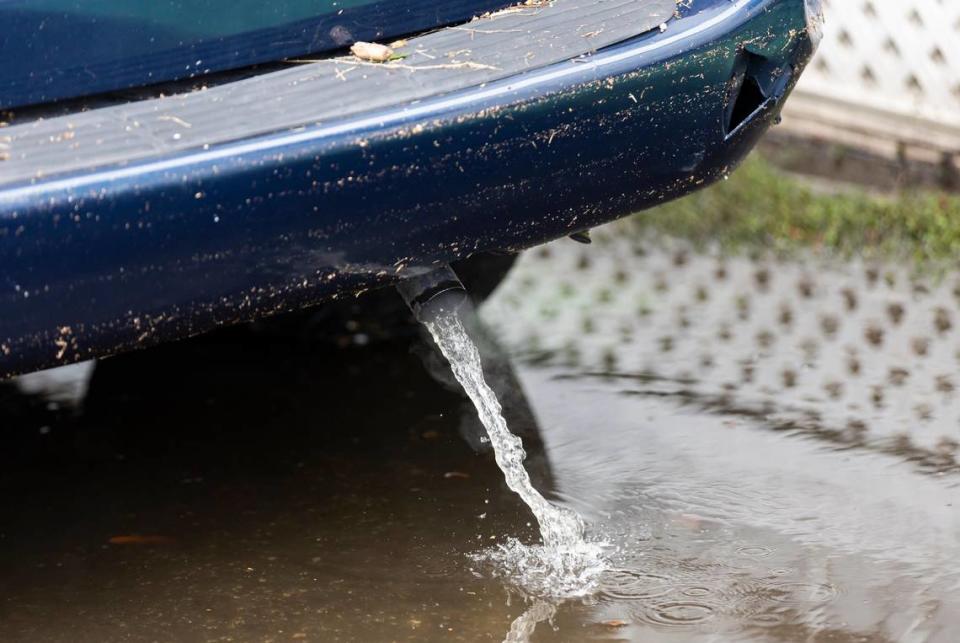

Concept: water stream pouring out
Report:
left=398, top=266, right=606, bottom=596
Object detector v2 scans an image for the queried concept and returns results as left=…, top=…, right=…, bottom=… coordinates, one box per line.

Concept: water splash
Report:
left=423, top=307, right=605, bottom=595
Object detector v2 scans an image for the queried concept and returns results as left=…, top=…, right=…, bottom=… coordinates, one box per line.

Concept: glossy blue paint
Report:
left=0, top=0, right=513, bottom=109
left=0, top=0, right=816, bottom=377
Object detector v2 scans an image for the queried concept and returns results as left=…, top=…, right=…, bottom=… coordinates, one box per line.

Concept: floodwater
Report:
left=2, top=228, right=960, bottom=642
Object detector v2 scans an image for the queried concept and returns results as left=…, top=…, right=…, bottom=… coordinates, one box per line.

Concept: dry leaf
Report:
left=350, top=41, right=394, bottom=63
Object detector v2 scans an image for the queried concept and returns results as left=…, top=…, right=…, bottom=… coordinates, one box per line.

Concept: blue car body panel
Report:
left=0, top=0, right=514, bottom=109
left=0, top=0, right=817, bottom=377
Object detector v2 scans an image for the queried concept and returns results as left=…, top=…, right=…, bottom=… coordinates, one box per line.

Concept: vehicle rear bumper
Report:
left=0, top=0, right=816, bottom=378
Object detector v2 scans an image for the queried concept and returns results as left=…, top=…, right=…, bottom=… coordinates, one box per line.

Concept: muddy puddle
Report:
left=1, top=228, right=959, bottom=641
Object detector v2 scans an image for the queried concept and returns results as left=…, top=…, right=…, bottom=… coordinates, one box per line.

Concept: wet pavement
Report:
left=2, top=227, right=960, bottom=642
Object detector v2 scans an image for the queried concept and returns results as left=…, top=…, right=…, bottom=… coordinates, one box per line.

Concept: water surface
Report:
left=1, top=231, right=959, bottom=641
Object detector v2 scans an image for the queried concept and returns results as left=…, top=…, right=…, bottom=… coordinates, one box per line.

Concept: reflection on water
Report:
left=1, top=230, right=960, bottom=641
left=510, top=366, right=952, bottom=641
left=480, top=230, right=960, bottom=641
left=485, top=231, right=960, bottom=472
left=503, top=600, right=556, bottom=643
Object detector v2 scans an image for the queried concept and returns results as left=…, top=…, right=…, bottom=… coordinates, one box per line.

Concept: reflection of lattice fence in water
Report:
left=784, top=0, right=960, bottom=156
left=484, top=230, right=960, bottom=472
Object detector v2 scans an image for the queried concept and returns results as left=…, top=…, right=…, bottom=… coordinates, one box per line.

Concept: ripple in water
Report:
left=745, top=611, right=790, bottom=628
left=736, top=545, right=773, bottom=558
left=641, top=601, right=718, bottom=628
left=599, top=569, right=675, bottom=600
left=680, top=586, right=714, bottom=598
left=766, top=581, right=840, bottom=605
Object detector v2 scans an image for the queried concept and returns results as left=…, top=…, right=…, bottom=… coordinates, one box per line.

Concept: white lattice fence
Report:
left=783, top=0, right=960, bottom=157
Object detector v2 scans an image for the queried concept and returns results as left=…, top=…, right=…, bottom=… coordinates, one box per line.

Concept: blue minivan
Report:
left=0, top=0, right=822, bottom=378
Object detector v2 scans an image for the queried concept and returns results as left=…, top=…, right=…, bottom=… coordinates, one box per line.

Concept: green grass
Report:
left=629, top=156, right=960, bottom=263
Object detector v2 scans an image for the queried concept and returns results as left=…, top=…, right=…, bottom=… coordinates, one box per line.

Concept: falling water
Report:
left=423, top=306, right=606, bottom=596
left=425, top=309, right=583, bottom=546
